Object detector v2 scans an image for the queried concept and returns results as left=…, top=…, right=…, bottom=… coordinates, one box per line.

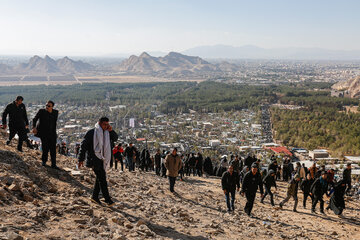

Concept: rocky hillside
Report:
left=332, top=76, right=360, bottom=98
left=115, top=52, right=222, bottom=76
left=0, top=129, right=359, bottom=240
left=0, top=55, right=94, bottom=75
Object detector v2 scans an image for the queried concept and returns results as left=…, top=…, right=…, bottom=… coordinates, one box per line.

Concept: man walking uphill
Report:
left=2, top=96, right=32, bottom=152
left=241, top=163, right=264, bottom=217
left=78, top=117, right=118, bottom=206
left=32, top=101, right=59, bottom=169
left=165, top=148, right=182, bottom=193
left=222, top=165, right=240, bottom=212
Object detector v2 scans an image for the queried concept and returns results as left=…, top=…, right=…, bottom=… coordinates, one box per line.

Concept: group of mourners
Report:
left=1, top=96, right=354, bottom=214
left=221, top=155, right=352, bottom=217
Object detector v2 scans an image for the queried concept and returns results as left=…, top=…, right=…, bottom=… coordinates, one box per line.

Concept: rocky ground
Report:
left=0, top=131, right=360, bottom=240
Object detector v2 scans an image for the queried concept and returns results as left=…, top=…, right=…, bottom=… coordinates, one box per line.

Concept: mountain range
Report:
left=114, top=52, right=237, bottom=76
left=0, top=55, right=93, bottom=75
left=182, top=45, right=360, bottom=60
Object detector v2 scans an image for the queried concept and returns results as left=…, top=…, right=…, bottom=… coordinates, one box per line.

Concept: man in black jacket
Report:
left=78, top=117, right=118, bottom=206
left=300, top=173, right=313, bottom=209
left=2, top=96, right=31, bottom=151
left=343, top=163, right=352, bottom=195
left=32, top=101, right=59, bottom=169
left=222, top=165, right=240, bottom=212
left=241, top=163, right=264, bottom=216
left=261, top=169, right=277, bottom=206
left=154, top=149, right=161, bottom=176
left=310, top=171, right=328, bottom=214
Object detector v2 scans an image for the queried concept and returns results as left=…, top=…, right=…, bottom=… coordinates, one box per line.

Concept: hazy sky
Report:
left=0, top=0, right=359, bottom=55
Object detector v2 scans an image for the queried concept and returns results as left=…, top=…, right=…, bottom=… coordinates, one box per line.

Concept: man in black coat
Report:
left=310, top=171, right=328, bottom=214
left=300, top=173, right=313, bottom=209
left=78, top=117, right=118, bottom=206
left=268, top=160, right=278, bottom=173
left=241, top=163, right=264, bottom=216
left=32, top=101, right=59, bottom=169
left=261, top=169, right=277, bottom=206
left=343, top=163, right=352, bottom=195
left=222, top=165, right=240, bottom=212
left=2, top=96, right=31, bottom=151
left=154, top=149, right=161, bottom=176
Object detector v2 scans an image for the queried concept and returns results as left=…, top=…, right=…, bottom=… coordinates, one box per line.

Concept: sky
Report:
left=0, top=0, right=359, bottom=56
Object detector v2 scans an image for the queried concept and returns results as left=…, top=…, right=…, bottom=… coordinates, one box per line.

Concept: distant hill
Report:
left=332, top=76, right=360, bottom=98
left=115, top=52, right=223, bottom=76
left=183, top=44, right=360, bottom=60
left=0, top=55, right=94, bottom=75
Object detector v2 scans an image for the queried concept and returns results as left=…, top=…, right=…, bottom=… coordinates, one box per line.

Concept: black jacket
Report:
left=343, top=169, right=351, bottom=184
left=221, top=171, right=240, bottom=192
left=300, top=179, right=312, bottom=193
left=32, top=109, right=58, bottom=137
left=78, top=129, right=118, bottom=168
left=2, top=101, right=29, bottom=127
left=241, top=171, right=264, bottom=194
left=263, top=173, right=277, bottom=189
left=310, top=177, right=328, bottom=197
left=268, top=163, right=278, bottom=173
left=154, top=153, right=161, bottom=167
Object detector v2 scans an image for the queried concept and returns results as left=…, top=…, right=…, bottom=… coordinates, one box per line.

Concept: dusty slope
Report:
left=0, top=131, right=359, bottom=240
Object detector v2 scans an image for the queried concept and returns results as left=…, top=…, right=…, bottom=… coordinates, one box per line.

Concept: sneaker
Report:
left=6, top=140, right=10, bottom=145
left=311, top=209, right=316, bottom=214
left=42, top=162, right=47, bottom=167
left=90, top=198, right=101, bottom=205
left=320, top=210, right=325, bottom=215
left=105, top=199, right=115, bottom=207
left=293, top=209, right=298, bottom=212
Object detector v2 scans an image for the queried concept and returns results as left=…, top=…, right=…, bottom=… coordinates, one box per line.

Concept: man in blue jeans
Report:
left=221, top=165, right=240, bottom=212
left=165, top=148, right=182, bottom=193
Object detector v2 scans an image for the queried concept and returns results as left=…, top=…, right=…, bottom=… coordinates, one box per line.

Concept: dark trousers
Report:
left=225, top=189, right=236, bottom=211
left=303, top=192, right=313, bottom=208
left=41, top=135, right=57, bottom=167
left=92, top=160, right=111, bottom=201
left=280, top=194, right=298, bottom=210
left=262, top=186, right=274, bottom=206
left=9, top=126, right=28, bottom=150
left=244, top=192, right=256, bottom=215
left=115, top=158, right=123, bottom=171
left=168, top=176, right=176, bottom=192
left=155, top=166, right=161, bottom=175
left=312, top=194, right=324, bottom=212
left=196, top=168, right=203, bottom=177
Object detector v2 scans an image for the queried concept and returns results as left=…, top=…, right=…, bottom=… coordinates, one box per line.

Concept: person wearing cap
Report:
left=279, top=174, right=301, bottom=212
left=2, top=96, right=32, bottom=152
left=241, top=162, right=264, bottom=216
left=343, top=163, right=352, bottom=195
left=222, top=165, right=240, bottom=212
left=261, top=169, right=277, bottom=206
left=310, top=171, right=328, bottom=214
left=165, top=148, right=182, bottom=193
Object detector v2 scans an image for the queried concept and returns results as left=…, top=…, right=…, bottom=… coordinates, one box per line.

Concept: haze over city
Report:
left=0, top=0, right=360, bottom=56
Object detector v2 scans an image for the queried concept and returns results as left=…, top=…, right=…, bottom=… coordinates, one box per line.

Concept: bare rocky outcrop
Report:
left=332, top=76, right=360, bottom=98
left=0, top=129, right=359, bottom=239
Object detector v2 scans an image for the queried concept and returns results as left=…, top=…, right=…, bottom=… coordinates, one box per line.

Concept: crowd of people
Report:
left=1, top=95, right=357, bottom=216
